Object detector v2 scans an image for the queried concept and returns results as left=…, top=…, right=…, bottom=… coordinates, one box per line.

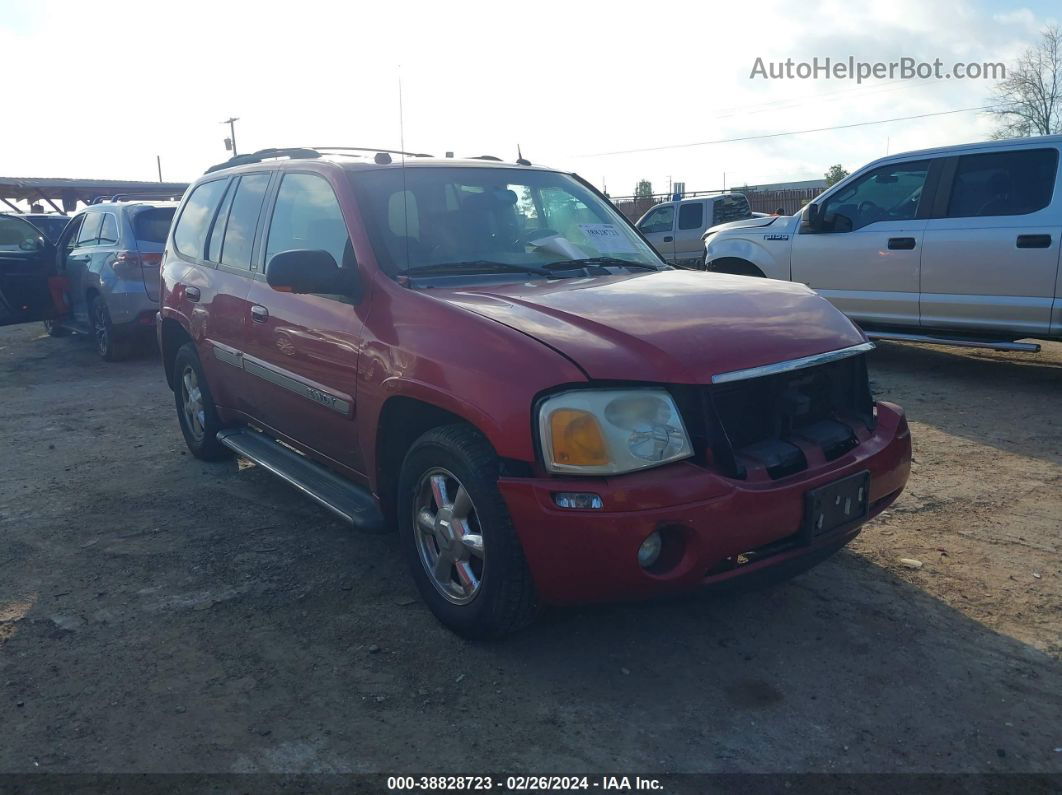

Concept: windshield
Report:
left=349, top=166, right=664, bottom=276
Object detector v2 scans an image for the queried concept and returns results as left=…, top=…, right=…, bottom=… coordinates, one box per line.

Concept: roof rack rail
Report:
left=469, top=155, right=503, bottom=162
left=205, top=147, right=321, bottom=174
left=89, top=193, right=181, bottom=204
left=311, top=146, right=434, bottom=158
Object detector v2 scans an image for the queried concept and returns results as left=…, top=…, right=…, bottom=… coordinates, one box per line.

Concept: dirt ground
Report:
left=0, top=323, right=1059, bottom=776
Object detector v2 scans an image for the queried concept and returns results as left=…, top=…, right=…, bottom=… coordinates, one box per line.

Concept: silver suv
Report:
left=49, top=202, right=177, bottom=359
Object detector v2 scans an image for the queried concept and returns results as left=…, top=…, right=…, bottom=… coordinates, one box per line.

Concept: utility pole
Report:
left=156, top=155, right=163, bottom=182
left=221, top=116, right=240, bottom=155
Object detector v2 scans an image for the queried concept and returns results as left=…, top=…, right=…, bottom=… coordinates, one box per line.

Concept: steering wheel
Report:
left=517, top=228, right=560, bottom=247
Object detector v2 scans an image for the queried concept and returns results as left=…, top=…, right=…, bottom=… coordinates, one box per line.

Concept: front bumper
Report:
left=498, top=401, right=911, bottom=605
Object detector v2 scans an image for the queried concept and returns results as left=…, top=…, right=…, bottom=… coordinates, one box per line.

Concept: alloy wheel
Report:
left=180, top=365, right=206, bottom=442
left=412, top=467, right=485, bottom=605
left=92, top=302, right=109, bottom=356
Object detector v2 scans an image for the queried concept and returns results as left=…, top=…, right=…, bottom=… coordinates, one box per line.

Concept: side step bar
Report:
left=217, top=427, right=385, bottom=533
left=866, top=330, right=1041, bottom=353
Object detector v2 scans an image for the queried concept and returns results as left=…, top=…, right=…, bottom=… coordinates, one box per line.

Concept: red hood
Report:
left=431, top=271, right=866, bottom=384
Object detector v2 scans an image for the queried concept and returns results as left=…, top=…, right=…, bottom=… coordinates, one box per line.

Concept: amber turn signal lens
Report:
left=549, top=409, right=608, bottom=467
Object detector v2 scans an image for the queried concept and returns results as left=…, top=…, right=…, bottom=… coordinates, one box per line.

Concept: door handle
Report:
left=185, top=286, right=201, bottom=302
left=663, top=236, right=674, bottom=242
left=1017, top=234, right=1051, bottom=249
left=887, top=237, right=916, bottom=250
left=251, top=305, right=269, bottom=323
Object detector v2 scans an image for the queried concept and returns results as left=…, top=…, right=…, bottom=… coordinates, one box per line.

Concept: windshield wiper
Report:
left=544, top=257, right=661, bottom=271
left=402, top=260, right=554, bottom=277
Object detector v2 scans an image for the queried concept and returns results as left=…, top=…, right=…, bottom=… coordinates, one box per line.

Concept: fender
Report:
left=704, top=232, right=793, bottom=281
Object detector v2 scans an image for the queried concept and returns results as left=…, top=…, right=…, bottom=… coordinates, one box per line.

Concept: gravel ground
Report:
left=0, top=324, right=1059, bottom=776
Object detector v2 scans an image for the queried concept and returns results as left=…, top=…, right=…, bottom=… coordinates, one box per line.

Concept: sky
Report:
left=0, top=0, right=1057, bottom=197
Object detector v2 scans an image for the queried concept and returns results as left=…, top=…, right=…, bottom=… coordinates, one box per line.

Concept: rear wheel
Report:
left=89, top=296, right=132, bottom=361
left=173, top=342, right=229, bottom=460
left=398, top=424, right=538, bottom=638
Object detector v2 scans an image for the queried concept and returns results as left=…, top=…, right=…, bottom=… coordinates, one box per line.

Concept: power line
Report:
left=580, top=106, right=993, bottom=157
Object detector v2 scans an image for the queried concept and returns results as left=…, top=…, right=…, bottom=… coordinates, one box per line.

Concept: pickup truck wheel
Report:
left=90, top=296, right=132, bottom=361
left=398, top=424, right=538, bottom=638
left=172, top=342, right=229, bottom=461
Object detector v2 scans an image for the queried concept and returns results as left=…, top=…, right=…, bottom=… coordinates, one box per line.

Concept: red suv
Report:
left=158, top=147, right=911, bottom=637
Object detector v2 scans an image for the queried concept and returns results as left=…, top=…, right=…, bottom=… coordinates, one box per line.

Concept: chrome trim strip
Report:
left=212, top=343, right=243, bottom=368
left=711, top=341, right=875, bottom=384
left=242, top=358, right=351, bottom=415
left=865, top=331, right=1040, bottom=353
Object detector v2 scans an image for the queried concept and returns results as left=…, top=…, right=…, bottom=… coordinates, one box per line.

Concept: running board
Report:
left=865, top=331, right=1041, bottom=353
left=216, top=427, right=385, bottom=533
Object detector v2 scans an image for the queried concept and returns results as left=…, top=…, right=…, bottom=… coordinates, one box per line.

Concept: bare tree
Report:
left=988, top=24, right=1061, bottom=138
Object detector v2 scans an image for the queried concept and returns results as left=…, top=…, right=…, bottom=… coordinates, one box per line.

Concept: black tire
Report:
left=172, top=342, right=229, bottom=461
left=42, top=318, right=69, bottom=337
left=398, top=423, right=538, bottom=638
left=89, top=295, right=133, bottom=361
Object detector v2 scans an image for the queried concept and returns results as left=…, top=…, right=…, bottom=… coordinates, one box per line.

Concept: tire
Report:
left=398, top=423, right=538, bottom=638
left=42, top=318, right=69, bottom=337
left=89, top=295, right=133, bottom=361
left=172, top=342, right=229, bottom=461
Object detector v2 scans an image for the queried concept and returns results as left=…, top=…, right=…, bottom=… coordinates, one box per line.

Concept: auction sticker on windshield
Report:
left=578, top=224, right=636, bottom=254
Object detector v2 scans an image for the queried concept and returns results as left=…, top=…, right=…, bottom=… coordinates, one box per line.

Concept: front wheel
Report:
left=172, top=342, right=229, bottom=460
left=398, top=424, right=538, bottom=638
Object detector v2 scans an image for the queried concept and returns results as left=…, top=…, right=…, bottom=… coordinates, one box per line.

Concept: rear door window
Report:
left=219, top=173, right=271, bottom=269
left=946, top=149, right=1058, bottom=218
left=173, top=178, right=229, bottom=259
left=678, top=202, right=704, bottom=230
left=132, top=208, right=176, bottom=244
left=98, top=213, right=119, bottom=245
left=76, top=213, right=103, bottom=246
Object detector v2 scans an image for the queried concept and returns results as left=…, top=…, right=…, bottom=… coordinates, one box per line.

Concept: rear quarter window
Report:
left=133, top=208, right=176, bottom=244
left=173, top=179, right=229, bottom=259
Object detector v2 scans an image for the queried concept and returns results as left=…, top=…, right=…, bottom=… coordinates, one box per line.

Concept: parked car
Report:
left=158, top=147, right=911, bottom=637
left=703, top=135, right=1062, bottom=350
left=635, top=193, right=751, bottom=266
left=45, top=202, right=178, bottom=358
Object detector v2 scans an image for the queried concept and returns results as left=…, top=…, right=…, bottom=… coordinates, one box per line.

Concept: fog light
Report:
left=553, top=492, right=603, bottom=510
left=637, top=531, right=663, bottom=568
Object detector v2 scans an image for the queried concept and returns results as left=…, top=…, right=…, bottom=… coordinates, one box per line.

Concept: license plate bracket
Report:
left=804, top=470, right=870, bottom=540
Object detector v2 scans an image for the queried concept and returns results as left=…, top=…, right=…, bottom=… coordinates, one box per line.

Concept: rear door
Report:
left=791, top=159, right=933, bottom=327
left=168, top=175, right=256, bottom=412
left=637, top=203, right=676, bottom=262
left=673, top=200, right=707, bottom=265
left=0, top=215, right=53, bottom=326
left=920, top=147, right=1060, bottom=336
left=242, top=169, right=367, bottom=473
left=66, top=211, right=103, bottom=323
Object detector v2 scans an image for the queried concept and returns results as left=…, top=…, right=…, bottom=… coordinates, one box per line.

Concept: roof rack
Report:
left=89, top=193, right=183, bottom=204
left=205, top=147, right=321, bottom=174
left=311, top=146, right=434, bottom=158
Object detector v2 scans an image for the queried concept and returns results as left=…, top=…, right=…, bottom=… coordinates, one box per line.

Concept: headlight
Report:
left=538, top=389, right=694, bottom=475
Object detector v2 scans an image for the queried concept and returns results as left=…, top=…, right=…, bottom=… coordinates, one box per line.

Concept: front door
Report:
left=63, top=211, right=103, bottom=324
left=242, top=170, right=367, bottom=474
left=673, top=200, right=707, bottom=266
left=791, top=159, right=933, bottom=328
left=0, top=215, right=53, bottom=326
left=920, top=147, right=1060, bottom=336
left=637, top=203, right=676, bottom=262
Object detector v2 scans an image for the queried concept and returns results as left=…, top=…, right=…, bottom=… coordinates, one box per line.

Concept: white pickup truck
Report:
left=703, top=135, right=1062, bottom=351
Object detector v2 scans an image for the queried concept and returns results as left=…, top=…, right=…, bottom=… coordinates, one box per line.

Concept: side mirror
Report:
left=802, top=203, right=821, bottom=231
left=266, top=249, right=360, bottom=297
left=18, top=235, right=43, bottom=252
